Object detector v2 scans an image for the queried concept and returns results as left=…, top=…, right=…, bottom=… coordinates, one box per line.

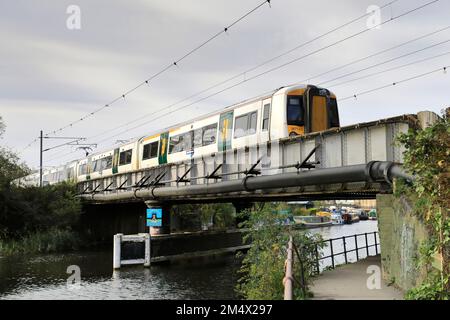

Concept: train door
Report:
left=112, top=148, right=120, bottom=174
left=158, top=132, right=169, bottom=164
left=306, top=86, right=329, bottom=133
left=218, top=111, right=234, bottom=152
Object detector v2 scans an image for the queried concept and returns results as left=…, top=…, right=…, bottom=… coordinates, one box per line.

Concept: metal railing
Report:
left=313, top=231, right=380, bottom=274
left=283, top=231, right=380, bottom=300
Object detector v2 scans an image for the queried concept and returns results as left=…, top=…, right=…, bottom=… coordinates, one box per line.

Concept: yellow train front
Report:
left=270, top=84, right=340, bottom=139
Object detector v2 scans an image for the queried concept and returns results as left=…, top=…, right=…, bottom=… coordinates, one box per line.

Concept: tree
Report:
left=236, top=203, right=323, bottom=300
left=0, top=116, right=29, bottom=187
left=0, top=116, right=5, bottom=138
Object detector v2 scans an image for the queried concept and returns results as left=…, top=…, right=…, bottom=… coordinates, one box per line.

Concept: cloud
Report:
left=1, top=0, right=449, bottom=168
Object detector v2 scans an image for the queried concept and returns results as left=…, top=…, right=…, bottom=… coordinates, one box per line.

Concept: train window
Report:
left=194, top=124, right=217, bottom=148
left=234, top=114, right=249, bottom=138
left=119, top=150, right=133, bottom=165
left=201, top=124, right=218, bottom=147
left=142, top=141, right=159, bottom=160
left=103, top=156, right=112, bottom=170
left=234, top=111, right=258, bottom=138
left=262, top=104, right=271, bottom=131
left=78, top=163, right=87, bottom=176
left=249, top=112, right=257, bottom=135
left=287, top=96, right=305, bottom=126
left=329, top=98, right=340, bottom=128
left=193, top=129, right=203, bottom=148
left=169, top=132, right=193, bottom=154
left=150, top=142, right=159, bottom=158
left=92, top=160, right=99, bottom=172
left=169, top=134, right=183, bottom=154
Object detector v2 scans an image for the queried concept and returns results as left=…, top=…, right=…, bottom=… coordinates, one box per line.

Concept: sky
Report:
left=1, top=0, right=449, bottom=169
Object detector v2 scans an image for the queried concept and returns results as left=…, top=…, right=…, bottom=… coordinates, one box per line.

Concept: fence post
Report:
left=329, top=239, right=335, bottom=269
left=113, top=233, right=123, bottom=269
left=365, top=233, right=369, bottom=257
left=374, top=232, right=379, bottom=255
left=354, top=235, right=359, bottom=261
left=342, top=237, right=348, bottom=264
left=284, top=236, right=294, bottom=300
left=144, top=234, right=151, bottom=267
left=315, top=244, right=320, bottom=275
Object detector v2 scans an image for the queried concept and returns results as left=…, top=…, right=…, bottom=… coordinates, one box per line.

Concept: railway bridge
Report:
left=78, top=110, right=437, bottom=235
left=77, top=110, right=441, bottom=293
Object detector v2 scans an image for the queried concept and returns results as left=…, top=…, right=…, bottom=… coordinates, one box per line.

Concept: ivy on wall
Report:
left=397, top=110, right=449, bottom=300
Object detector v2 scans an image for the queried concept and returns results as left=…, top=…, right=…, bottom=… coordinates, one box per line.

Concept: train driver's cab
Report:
left=287, top=85, right=340, bottom=137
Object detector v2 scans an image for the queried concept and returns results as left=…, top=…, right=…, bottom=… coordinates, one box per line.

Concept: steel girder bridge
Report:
left=78, top=111, right=437, bottom=205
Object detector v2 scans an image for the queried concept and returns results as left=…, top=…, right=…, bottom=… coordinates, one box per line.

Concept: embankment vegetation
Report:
left=0, top=116, right=83, bottom=255
left=397, top=110, right=449, bottom=300
left=235, top=203, right=323, bottom=300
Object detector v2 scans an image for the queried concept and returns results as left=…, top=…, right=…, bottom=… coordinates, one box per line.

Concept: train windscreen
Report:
left=287, top=96, right=305, bottom=126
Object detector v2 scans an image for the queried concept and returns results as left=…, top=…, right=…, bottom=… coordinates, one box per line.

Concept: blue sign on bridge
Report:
left=146, top=208, right=163, bottom=227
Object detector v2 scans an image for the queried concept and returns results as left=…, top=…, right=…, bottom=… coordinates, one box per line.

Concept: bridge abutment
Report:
left=377, top=194, right=429, bottom=292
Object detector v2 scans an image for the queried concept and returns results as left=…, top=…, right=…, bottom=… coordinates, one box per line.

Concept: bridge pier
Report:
left=145, top=201, right=172, bottom=236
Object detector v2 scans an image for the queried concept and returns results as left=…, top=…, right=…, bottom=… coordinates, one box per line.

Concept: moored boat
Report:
left=293, top=216, right=332, bottom=228
left=368, top=209, right=378, bottom=220
left=331, top=213, right=344, bottom=225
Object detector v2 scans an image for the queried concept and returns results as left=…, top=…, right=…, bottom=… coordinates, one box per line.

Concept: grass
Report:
left=0, top=228, right=83, bottom=256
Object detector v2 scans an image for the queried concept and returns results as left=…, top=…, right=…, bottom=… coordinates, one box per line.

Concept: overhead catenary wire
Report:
left=325, top=50, right=450, bottom=88
left=43, top=0, right=443, bottom=165
left=41, top=1, right=403, bottom=163
left=18, top=0, right=273, bottom=153
left=84, top=0, right=403, bottom=143
left=45, top=49, right=450, bottom=164
left=44, top=0, right=444, bottom=164
left=44, top=0, right=272, bottom=137
left=76, top=0, right=443, bottom=147
left=339, top=65, right=449, bottom=101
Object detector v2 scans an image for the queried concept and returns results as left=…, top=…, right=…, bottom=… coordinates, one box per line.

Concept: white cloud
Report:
left=1, top=0, right=449, bottom=168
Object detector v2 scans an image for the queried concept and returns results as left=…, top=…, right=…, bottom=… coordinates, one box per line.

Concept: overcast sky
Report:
left=1, top=0, right=449, bottom=169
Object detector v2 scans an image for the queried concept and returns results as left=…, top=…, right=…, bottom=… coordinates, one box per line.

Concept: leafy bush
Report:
left=0, top=182, right=82, bottom=240
left=397, top=110, right=449, bottom=300
left=236, top=203, right=323, bottom=300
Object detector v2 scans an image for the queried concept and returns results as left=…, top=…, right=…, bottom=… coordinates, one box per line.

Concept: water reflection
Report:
left=0, top=221, right=378, bottom=300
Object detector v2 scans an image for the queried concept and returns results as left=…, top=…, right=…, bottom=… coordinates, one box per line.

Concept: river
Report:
left=0, top=221, right=378, bottom=300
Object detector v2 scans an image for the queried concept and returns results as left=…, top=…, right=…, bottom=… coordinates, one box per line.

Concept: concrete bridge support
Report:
left=377, top=194, right=429, bottom=292
left=145, top=201, right=172, bottom=236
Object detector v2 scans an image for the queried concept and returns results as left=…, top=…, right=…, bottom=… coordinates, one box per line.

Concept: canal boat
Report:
left=293, top=216, right=332, bottom=228
left=341, top=210, right=360, bottom=224
left=368, top=209, right=378, bottom=220
left=358, top=210, right=369, bottom=221
left=331, top=213, right=344, bottom=225
left=317, top=210, right=331, bottom=218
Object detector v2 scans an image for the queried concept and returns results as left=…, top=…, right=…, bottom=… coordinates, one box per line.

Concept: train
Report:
left=15, top=84, right=340, bottom=187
